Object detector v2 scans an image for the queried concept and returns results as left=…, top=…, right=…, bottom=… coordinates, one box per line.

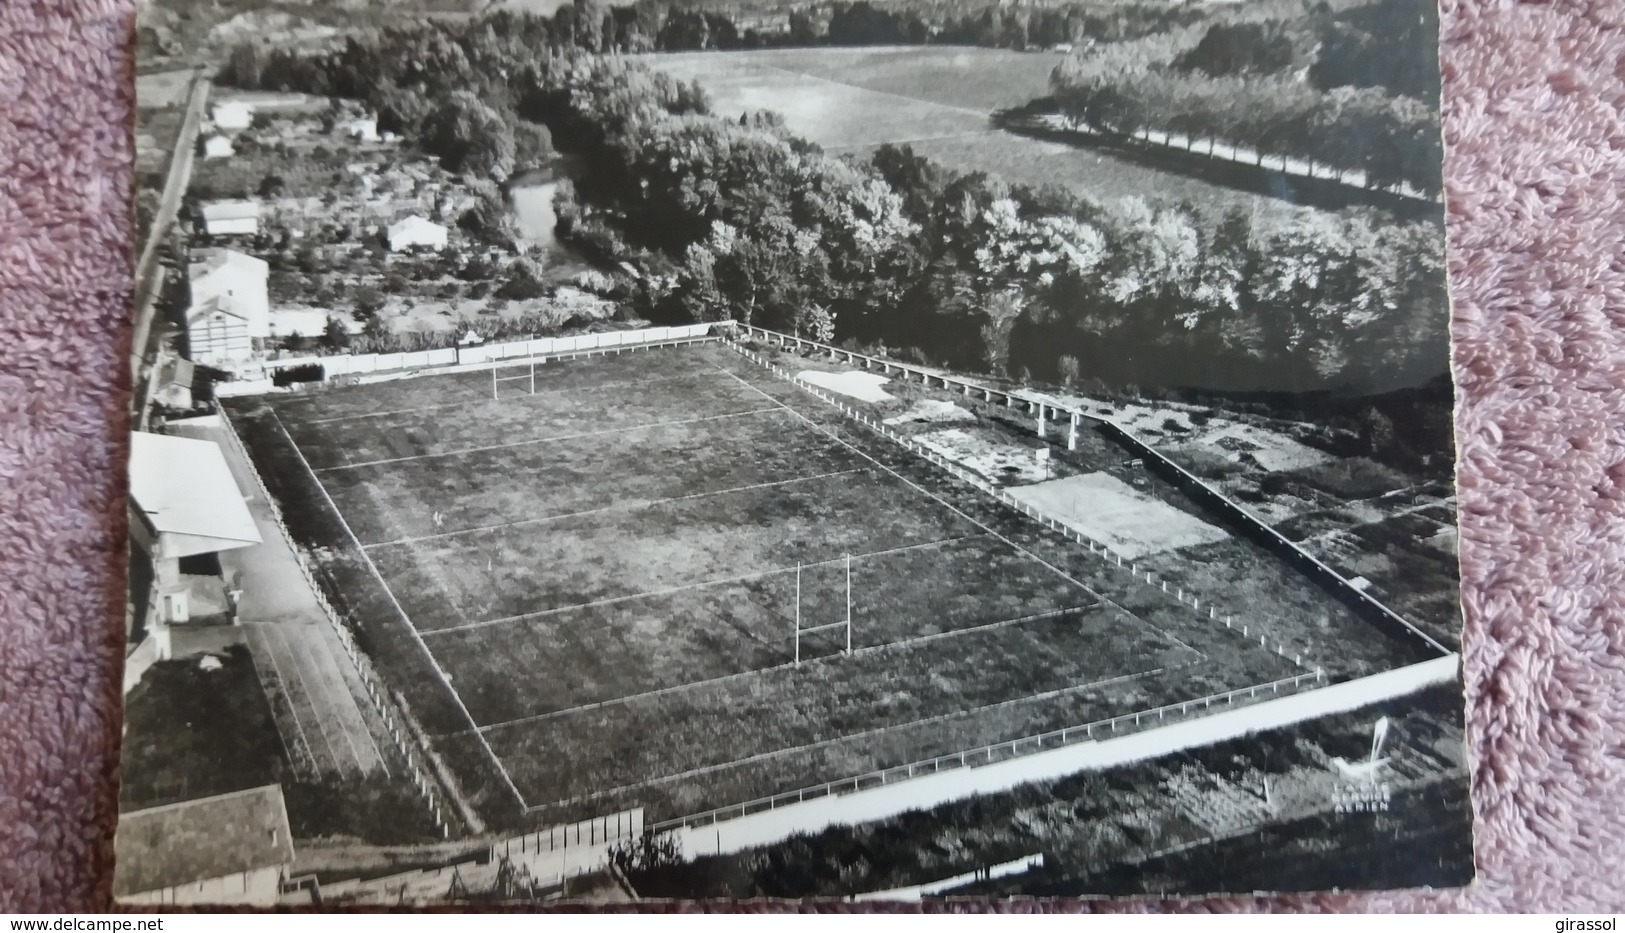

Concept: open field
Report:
left=227, top=341, right=1310, bottom=827
left=647, top=47, right=1064, bottom=116
left=639, top=48, right=1301, bottom=217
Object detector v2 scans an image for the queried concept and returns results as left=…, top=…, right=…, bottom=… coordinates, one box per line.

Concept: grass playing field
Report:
left=226, top=340, right=1309, bottom=827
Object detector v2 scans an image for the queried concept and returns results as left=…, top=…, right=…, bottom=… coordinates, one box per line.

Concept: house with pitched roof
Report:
left=387, top=215, right=448, bottom=252
left=202, top=134, right=235, bottom=160
left=198, top=199, right=261, bottom=237
left=115, top=785, right=295, bottom=906
left=211, top=100, right=254, bottom=131
left=187, top=248, right=269, bottom=366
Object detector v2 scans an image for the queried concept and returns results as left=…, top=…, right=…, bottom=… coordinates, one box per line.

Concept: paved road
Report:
left=132, top=70, right=210, bottom=428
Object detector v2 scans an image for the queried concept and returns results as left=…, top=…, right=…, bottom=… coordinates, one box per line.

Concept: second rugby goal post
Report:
left=793, top=555, right=854, bottom=665
left=492, top=359, right=538, bottom=399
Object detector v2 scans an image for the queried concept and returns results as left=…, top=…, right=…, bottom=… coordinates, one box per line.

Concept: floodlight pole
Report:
left=491, top=364, right=497, bottom=401
left=794, top=561, right=802, bottom=666
left=531, top=359, right=537, bottom=395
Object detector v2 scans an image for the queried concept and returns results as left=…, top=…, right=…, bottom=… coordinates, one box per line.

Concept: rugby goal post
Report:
left=793, top=555, right=854, bottom=665
left=491, top=358, right=538, bottom=399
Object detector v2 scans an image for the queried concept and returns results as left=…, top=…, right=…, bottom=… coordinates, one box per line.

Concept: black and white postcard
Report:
left=121, top=0, right=1471, bottom=904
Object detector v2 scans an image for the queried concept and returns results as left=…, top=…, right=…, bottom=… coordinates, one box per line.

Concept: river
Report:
left=508, top=166, right=594, bottom=280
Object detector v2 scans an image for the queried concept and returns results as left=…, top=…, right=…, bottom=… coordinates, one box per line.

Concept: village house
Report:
left=211, top=100, right=254, bottom=131
left=202, top=134, right=235, bottom=159
left=387, top=215, right=448, bottom=252
left=186, top=248, right=269, bottom=365
left=115, top=785, right=295, bottom=906
left=340, top=115, right=379, bottom=142
left=198, top=199, right=261, bottom=237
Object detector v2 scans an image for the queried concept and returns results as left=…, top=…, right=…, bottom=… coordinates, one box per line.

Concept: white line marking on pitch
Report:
left=315, top=406, right=785, bottom=472
left=269, top=407, right=531, bottom=811
left=719, top=364, right=1207, bottom=659
left=417, top=534, right=984, bottom=638
left=467, top=602, right=1101, bottom=736
left=364, top=467, right=867, bottom=550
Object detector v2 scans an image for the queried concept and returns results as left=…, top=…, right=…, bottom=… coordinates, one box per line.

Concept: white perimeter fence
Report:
left=665, top=652, right=1458, bottom=857
left=654, top=669, right=1327, bottom=836
left=216, top=325, right=719, bottom=396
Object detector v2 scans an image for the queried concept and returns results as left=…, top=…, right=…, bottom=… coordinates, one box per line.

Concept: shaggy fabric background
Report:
left=2, top=0, right=1623, bottom=913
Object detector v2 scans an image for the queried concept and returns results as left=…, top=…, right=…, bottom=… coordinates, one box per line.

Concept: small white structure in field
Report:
left=115, top=785, right=294, bottom=906
left=201, top=135, right=234, bottom=160
left=198, top=199, right=261, bottom=237
left=211, top=100, right=254, bottom=131
left=387, top=215, right=448, bottom=252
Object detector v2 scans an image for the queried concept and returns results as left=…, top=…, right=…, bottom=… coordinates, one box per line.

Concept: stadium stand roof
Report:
left=129, top=431, right=262, bottom=558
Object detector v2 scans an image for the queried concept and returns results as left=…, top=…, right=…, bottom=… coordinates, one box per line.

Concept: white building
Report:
left=128, top=431, right=261, bottom=639
left=211, top=100, right=254, bottom=131
left=115, top=786, right=295, bottom=906
left=198, top=199, right=261, bottom=237
left=187, top=248, right=269, bottom=365
left=341, top=115, right=379, bottom=142
left=387, top=215, right=448, bottom=252
left=202, top=135, right=234, bottom=159
left=269, top=308, right=344, bottom=341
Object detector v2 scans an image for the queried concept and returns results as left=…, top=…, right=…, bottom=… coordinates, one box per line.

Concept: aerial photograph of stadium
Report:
left=118, top=0, right=1471, bottom=905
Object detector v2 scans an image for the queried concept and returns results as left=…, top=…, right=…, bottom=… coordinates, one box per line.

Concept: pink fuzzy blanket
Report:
left=2, top=0, right=1622, bottom=912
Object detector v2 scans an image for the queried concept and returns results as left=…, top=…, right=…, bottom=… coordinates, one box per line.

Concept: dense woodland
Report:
left=221, top=2, right=1448, bottom=398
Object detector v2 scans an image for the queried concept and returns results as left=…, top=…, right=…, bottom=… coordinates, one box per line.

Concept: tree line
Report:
left=1047, top=0, right=1442, bottom=196
left=528, top=53, right=1447, bottom=394
left=220, top=15, right=1448, bottom=396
